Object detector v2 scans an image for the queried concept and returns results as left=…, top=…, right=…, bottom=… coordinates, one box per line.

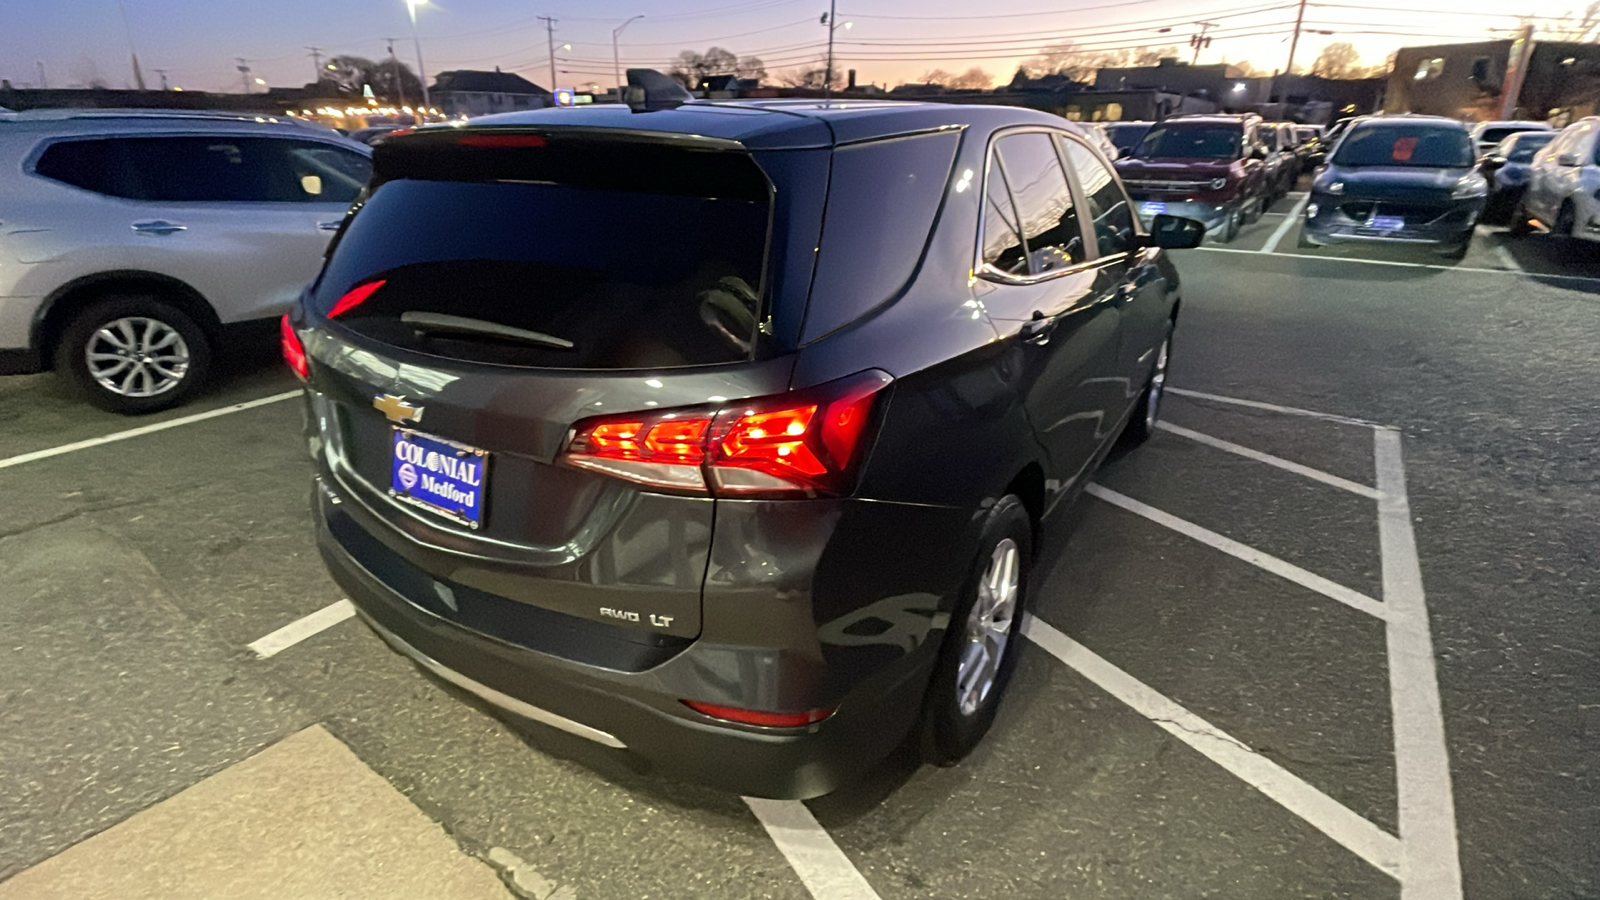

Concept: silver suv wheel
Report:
left=86, top=316, right=192, bottom=398
left=956, top=537, right=1020, bottom=717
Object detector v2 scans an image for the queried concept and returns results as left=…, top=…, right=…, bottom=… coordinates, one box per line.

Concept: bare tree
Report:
left=919, top=68, right=955, bottom=85
left=1021, top=42, right=1181, bottom=83
left=1311, top=42, right=1363, bottom=79
left=737, top=56, right=767, bottom=81
left=670, top=46, right=740, bottom=88
left=777, top=60, right=833, bottom=88
left=1523, top=3, right=1600, bottom=40
left=1230, top=60, right=1267, bottom=77
left=922, top=67, right=992, bottom=90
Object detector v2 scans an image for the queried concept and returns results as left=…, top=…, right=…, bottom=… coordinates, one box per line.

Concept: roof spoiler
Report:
left=624, top=68, right=693, bottom=112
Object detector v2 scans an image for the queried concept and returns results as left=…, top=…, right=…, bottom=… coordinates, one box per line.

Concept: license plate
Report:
left=390, top=429, right=489, bottom=529
left=1141, top=201, right=1168, bottom=215
left=1369, top=215, right=1405, bottom=231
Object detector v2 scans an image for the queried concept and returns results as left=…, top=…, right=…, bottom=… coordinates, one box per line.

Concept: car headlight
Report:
left=1324, top=181, right=1345, bottom=195
left=1209, top=177, right=1228, bottom=190
left=1452, top=175, right=1488, bottom=199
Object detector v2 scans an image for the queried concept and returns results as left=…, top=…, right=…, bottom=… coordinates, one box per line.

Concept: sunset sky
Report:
left=2, top=0, right=1588, bottom=95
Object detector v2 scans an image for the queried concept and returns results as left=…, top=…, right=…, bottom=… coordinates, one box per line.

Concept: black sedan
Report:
left=1301, top=116, right=1485, bottom=259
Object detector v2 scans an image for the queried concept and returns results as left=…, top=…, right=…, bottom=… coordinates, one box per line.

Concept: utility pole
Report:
left=307, top=46, right=325, bottom=82
left=117, top=0, right=147, bottom=89
left=1284, top=0, right=1308, bottom=81
left=825, top=0, right=837, bottom=97
left=1500, top=24, right=1535, bottom=119
left=539, top=16, right=558, bottom=94
left=36, top=61, right=47, bottom=89
left=386, top=39, right=407, bottom=107
left=236, top=58, right=253, bottom=94
left=1189, top=21, right=1217, bottom=65
left=152, top=68, right=169, bottom=90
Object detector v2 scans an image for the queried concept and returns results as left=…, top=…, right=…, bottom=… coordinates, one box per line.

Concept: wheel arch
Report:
left=33, top=271, right=219, bottom=370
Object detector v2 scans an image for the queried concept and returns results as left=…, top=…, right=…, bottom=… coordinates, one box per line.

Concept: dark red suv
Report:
left=1113, top=114, right=1269, bottom=242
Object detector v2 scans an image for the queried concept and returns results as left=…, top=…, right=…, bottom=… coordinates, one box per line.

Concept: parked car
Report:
left=1302, top=115, right=1483, bottom=258
left=1086, top=123, right=1124, bottom=160
left=286, top=99, right=1204, bottom=799
left=1101, top=121, right=1152, bottom=158
left=1479, top=130, right=1557, bottom=223
left=1257, top=121, right=1301, bottom=200
left=349, top=125, right=408, bottom=145
left=1510, top=117, right=1600, bottom=242
left=0, top=110, right=372, bottom=412
left=1469, top=119, right=1551, bottom=157
left=1295, top=124, right=1327, bottom=167
left=1115, top=113, right=1269, bottom=242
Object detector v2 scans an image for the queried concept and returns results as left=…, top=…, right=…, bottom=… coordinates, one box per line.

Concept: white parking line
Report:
left=1260, top=194, right=1310, bottom=253
left=1166, top=387, right=1382, bottom=428
left=0, top=390, right=300, bottom=471
left=1195, top=245, right=1600, bottom=284
left=1022, top=615, right=1402, bottom=879
left=1494, top=244, right=1523, bottom=272
left=744, top=798, right=882, bottom=900
left=1373, top=430, right=1463, bottom=899
left=248, top=600, right=356, bottom=658
left=1156, top=422, right=1380, bottom=498
left=1085, top=484, right=1388, bottom=621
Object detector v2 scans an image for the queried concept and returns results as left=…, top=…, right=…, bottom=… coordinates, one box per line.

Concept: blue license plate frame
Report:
left=390, top=428, right=489, bottom=529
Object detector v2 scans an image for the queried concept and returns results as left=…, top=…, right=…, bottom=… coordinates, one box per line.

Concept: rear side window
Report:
left=993, top=132, right=1085, bottom=274
left=1061, top=138, right=1136, bottom=257
left=803, top=132, right=958, bottom=341
left=34, top=136, right=370, bottom=203
left=981, top=152, right=1029, bottom=277
left=312, top=136, right=770, bottom=370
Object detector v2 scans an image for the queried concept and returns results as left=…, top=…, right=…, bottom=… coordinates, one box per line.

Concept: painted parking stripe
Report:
left=1021, top=615, right=1402, bottom=879
left=248, top=599, right=356, bottom=658
left=1196, top=245, right=1600, bottom=284
left=1156, top=421, right=1380, bottom=498
left=1085, top=484, right=1388, bottom=621
left=0, top=390, right=300, bottom=471
left=744, top=798, right=882, bottom=900
left=1260, top=194, right=1311, bottom=253
left=1166, top=387, right=1382, bottom=428
left=1374, top=429, right=1464, bottom=899
left=1494, top=244, right=1523, bottom=272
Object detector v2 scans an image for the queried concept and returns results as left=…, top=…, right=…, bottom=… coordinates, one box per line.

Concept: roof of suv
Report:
left=1350, top=115, right=1467, bottom=130
left=0, top=108, right=348, bottom=140
left=428, top=99, right=1078, bottom=150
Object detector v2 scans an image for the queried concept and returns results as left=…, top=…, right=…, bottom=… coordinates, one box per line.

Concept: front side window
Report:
left=1061, top=137, right=1136, bottom=257
left=992, top=132, right=1086, bottom=274
left=34, top=136, right=371, bottom=203
left=1332, top=125, right=1474, bottom=168
left=1136, top=124, right=1242, bottom=160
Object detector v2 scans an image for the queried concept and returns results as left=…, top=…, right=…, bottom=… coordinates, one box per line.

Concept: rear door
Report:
left=973, top=129, right=1122, bottom=488
left=302, top=130, right=789, bottom=642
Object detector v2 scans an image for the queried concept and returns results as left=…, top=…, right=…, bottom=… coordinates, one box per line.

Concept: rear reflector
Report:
left=680, top=700, right=834, bottom=729
left=279, top=314, right=308, bottom=380
left=327, top=279, right=386, bottom=318
left=561, top=370, right=892, bottom=498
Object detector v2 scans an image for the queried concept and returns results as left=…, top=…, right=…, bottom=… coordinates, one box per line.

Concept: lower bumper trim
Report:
left=358, top=611, right=629, bottom=750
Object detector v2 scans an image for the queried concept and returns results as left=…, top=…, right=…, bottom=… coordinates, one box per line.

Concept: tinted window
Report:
left=1136, top=124, right=1241, bottom=160
left=313, top=171, right=769, bottom=370
left=34, top=136, right=370, bottom=202
left=1062, top=137, right=1136, bottom=257
left=804, top=132, right=959, bottom=341
left=993, top=133, right=1085, bottom=273
left=981, top=151, right=1028, bottom=277
left=1332, top=125, right=1474, bottom=168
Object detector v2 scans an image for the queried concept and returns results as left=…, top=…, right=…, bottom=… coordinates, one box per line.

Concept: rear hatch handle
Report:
left=400, top=311, right=575, bottom=349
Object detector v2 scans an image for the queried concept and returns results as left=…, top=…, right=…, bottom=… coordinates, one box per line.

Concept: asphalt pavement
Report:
left=0, top=194, right=1594, bottom=899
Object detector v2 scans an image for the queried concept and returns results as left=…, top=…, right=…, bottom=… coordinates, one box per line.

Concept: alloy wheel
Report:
left=1145, top=338, right=1170, bottom=431
left=956, top=537, right=1021, bottom=717
left=85, top=316, right=191, bottom=398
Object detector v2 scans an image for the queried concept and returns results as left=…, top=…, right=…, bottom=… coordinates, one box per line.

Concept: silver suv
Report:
left=0, top=110, right=372, bottom=412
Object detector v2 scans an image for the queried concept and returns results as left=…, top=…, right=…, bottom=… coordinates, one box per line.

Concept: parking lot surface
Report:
left=2, top=196, right=1595, bottom=899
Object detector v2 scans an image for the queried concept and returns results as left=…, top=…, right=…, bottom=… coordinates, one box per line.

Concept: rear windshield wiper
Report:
left=400, top=311, right=574, bottom=350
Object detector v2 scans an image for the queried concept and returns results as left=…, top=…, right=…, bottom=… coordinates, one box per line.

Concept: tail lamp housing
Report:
left=280, top=314, right=308, bottom=380
left=561, top=370, right=893, bottom=498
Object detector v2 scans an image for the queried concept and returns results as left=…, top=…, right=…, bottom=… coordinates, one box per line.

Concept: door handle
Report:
left=1022, top=310, right=1056, bottom=345
left=317, top=220, right=343, bottom=232
left=131, top=220, right=187, bottom=236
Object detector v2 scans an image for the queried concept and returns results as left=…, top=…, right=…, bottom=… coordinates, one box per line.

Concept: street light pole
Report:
left=613, top=15, right=644, bottom=97
left=405, top=0, right=431, bottom=111
left=117, top=0, right=147, bottom=90
left=824, top=0, right=837, bottom=98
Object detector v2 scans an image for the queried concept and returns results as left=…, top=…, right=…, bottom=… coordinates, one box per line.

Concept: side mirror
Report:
left=1558, top=152, right=1580, bottom=167
left=1146, top=214, right=1205, bottom=250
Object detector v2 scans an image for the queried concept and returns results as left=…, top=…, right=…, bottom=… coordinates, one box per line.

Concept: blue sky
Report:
left=1, top=0, right=1584, bottom=93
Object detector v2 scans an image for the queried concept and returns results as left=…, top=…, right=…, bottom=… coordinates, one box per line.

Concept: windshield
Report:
left=1134, top=124, right=1241, bottom=160
left=1331, top=125, right=1475, bottom=168
left=1500, top=132, right=1555, bottom=162
left=1104, top=123, right=1151, bottom=153
left=1480, top=126, right=1543, bottom=145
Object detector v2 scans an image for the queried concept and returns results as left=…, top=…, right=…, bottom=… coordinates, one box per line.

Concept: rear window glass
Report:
left=34, top=136, right=370, bottom=203
left=802, top=132, right=958, bottom=342
left=1135, top=125, right=1241, bottom=160
left=1332, top=125, right=1474, bottom=168
left=1502, top=133, right=1554, bottom=162
left=1480, top=127, right=1536, bottom=145
left=312, top=143, right=770, bottom=370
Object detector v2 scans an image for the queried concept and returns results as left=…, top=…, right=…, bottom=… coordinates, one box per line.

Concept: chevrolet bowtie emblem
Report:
left=373, top=393, right=424, bottom=425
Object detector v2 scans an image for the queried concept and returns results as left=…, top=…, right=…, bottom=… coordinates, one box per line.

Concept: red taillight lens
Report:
left=680, top=700, right=834, bottom=729
left=327, top=279, right=385, bottom=318
left=561, top=370, right=892, bottom=498
left=279, top=314, right=308, bottom=380
left=457, top=133, right=547, bottom=148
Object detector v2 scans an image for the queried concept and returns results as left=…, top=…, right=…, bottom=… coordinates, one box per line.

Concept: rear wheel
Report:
left=1507, top=197, right=1534, bottom=236
left=53, top=295, right=212, bottom=414
left=1219, top=205, right=1243, bottom=242
left=1556, top=201, right=1577, bottom=237
left=922, top=495, right=1032, bottom=766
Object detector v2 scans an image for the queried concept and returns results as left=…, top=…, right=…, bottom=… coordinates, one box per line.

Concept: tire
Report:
left=1507, top=197, right=1534, bottom=237
left=921, top=495, right=1033, bottom=766
left=1120, top=331, right=1171, bottom=446
left=1219, top=205, right=1243, bottom=242
left=1556, top=201, right=1577, bottom=237
left=53, top=295, right=212, bottom=414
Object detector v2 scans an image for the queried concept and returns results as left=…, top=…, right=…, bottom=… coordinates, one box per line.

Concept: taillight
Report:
left=680, top=700, right=834, bottom=728
left=279, top=314, right=308, bottom=380
left=327, top=279, right=385, bottom=318
left=561, top=370, right=892, bottom=498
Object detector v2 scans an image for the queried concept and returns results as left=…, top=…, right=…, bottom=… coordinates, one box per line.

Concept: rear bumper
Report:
left=313, top=471, right=972, bottom=799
